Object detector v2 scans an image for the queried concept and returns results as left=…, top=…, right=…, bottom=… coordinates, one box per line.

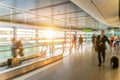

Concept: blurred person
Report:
left=11, top=38, right=17, bottom=58
left=96, top=30, right=111, bottom=66
left=17, top=40, right=24, bottom=57
left=110, top=35, right=114, bottom=45
left=71, top=34, right=76, bottom=48
left=92, top=34, right=96, bottom=48
left=114, top=34, right=117, bottom=40
left=78, top=35, right=83, bottom=50
left=94, top=37, right=98, bottom=52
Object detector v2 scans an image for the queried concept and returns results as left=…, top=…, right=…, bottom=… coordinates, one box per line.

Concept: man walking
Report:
left=96, top=30, right=111, bottom=66
left=78, top=35, right=83, bottom=50
left=92, top=34, right=96, bottom=48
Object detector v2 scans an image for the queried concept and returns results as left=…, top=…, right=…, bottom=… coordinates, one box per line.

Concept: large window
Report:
left=0, top=27, right=13, bottom=60
left=17, top=28, right=37, bottom=56
left=0, top=27, right=13, bottom=44
left=17, top=28, right=36, bottom=43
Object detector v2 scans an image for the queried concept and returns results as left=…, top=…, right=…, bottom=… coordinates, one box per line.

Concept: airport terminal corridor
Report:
left=14, top=44, right=120, bottom=80
left=0, top=0, right=120, bottom=80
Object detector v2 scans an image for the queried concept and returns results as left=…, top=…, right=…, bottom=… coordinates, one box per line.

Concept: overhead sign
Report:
left=83, top=29, right=92, bottom=32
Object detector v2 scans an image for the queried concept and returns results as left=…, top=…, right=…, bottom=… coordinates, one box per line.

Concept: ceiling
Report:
left=71, top=0, right=120, bottom=27
left=0, top=0, right=109, bottom=30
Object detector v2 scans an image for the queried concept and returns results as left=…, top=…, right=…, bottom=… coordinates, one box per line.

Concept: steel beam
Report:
left=30, top=1, right=71, bottom=11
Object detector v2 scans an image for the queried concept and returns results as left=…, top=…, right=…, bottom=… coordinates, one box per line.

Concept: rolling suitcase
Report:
left=110, top=46, right=119, bottom=69
left=8, top=58, right=21, bottom=67
left=110, top=56, right=119, bottom=69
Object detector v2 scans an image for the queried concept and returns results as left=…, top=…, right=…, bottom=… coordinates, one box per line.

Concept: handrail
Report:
left=0, top=43, right=66, bottom=52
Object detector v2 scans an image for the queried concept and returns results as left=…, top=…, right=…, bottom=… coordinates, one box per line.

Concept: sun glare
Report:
left=45, top=30, right=53, bottom=39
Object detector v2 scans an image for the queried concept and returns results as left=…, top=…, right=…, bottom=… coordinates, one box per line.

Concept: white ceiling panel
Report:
left=71, top=0, right=120, bottom=27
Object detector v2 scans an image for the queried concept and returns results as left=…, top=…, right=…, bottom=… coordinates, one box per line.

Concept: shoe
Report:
left=97, top=64, right=101, bottom=67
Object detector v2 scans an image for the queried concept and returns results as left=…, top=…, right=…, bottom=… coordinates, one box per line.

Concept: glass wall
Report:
left=0, top=27, right=13, bottom=60
left=77, top=30, right=99, bottom=44
left=38, top=30, right=66, bottom=57
left=0, top=25, right=104, bottom=61
left=17, top=28, right=37, bottom=56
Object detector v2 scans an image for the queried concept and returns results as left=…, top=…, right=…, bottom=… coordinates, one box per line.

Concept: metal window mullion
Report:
left=10, top=9, right=13, bottom=23
left=23, top=12, right=27, bottom=40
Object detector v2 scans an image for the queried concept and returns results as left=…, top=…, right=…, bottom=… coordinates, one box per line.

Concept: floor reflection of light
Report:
left=63, top=49, right=69, bottom=56
left=46, top=52, right=51, bottom=58
left=72, top=48, right=75, bottom=54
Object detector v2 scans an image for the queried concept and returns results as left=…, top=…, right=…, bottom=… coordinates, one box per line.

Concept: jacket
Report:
left=96, top=35, right=110, bottom=50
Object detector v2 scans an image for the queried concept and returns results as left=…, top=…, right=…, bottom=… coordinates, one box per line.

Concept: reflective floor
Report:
left=14, top=45, right=120, bottom=80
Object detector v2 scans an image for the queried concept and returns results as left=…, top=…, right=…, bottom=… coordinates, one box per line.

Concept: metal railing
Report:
left=0, top=42, right=67, bottom=61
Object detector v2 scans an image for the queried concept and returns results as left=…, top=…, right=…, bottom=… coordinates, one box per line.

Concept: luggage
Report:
left=110, top=56, right=119, bottom=69
left=8, top=58, right=21, bottom=67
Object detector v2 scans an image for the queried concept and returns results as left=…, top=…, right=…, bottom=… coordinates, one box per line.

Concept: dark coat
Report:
left=96, top=35, right=110, bottom=50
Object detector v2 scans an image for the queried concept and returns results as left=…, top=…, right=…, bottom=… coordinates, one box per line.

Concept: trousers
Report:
left=97, top=49, right=105, bottom=64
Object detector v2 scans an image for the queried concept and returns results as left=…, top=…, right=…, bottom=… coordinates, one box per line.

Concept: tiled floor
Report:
left=14, top=45, right=120, bottom=80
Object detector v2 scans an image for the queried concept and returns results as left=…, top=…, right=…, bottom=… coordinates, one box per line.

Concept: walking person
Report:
left=92, top=34, right=96, bottom=48
left=110, top=35, right=114, bottom=45
left=11, top=38, right=17, bottom=58
left=78, top=35, right=83, bottom=50
left=96, top=30, right=111, bottom=66
left=70, top=34, right=76, bottom=54
left=71, top=34, right=77, bottom=49
left=17, top=40, right=24, bottom=57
